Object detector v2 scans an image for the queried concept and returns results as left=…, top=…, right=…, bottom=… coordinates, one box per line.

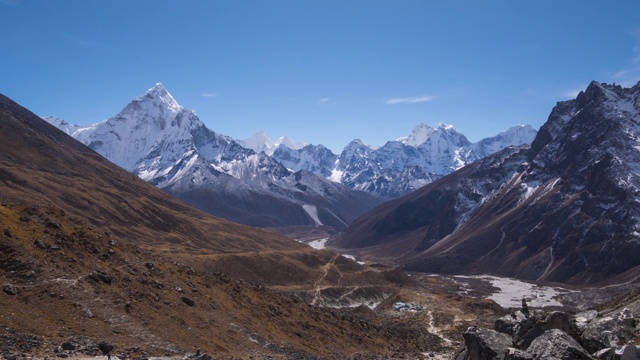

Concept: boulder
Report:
left=86, top=271, right=112, bottom=284
left=181, top=297, right=195, bottom=306
left=513, top=311, right=580, bottom=349
left=595, top=345, right=640, bottom=360
left=526, top=329, right=591, bottom=360
left=503, top=347, right=533, bottom=360
left=34, top=239, right=46, bottom=249
left=495, top=310, right=528, bottom=335
left=580, top=316, right=637, bottom=353
left=617, top=345, right=640, bottom=360
left=619, top=308, right=637, bottom=328
left=574, top=310, right=598, bottom=329
left=3, top=284, right=18, bottom=296
left=45, top=222, right=61, bottom=229
left=60, top=342, right=76, bottom=351
left=98, top=341, right=114, bottom=356
left=456, top=327, right=513, bottom=360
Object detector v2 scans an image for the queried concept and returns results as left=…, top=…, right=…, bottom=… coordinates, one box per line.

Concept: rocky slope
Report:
left=455, top=296, right=640, bottom=360
left=332, top=81, right=640, bottom=285
left=44, top=84, right=381, bottom=229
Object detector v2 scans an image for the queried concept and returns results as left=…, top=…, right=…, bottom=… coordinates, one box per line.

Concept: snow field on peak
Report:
left=239, top=131, right=307, bottom=155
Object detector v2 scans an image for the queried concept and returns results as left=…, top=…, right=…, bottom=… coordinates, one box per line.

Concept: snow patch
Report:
left=308, top=238, right=328, bottom=249
left=455, top=275, right=572, bottom=308
left=329, top=168, right=344, bottom=182
left=341, top=254, right=366, bottom=265
left=302, top=204, right=323, bottom=226
left=520, top=180, right=540, bottom=202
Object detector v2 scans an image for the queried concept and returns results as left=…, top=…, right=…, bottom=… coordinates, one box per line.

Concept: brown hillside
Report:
left=0, top=203, right=441, bottom=358
left=0, top=94, right=457, bottom=358
left=0, top=94, right=299, bottom=254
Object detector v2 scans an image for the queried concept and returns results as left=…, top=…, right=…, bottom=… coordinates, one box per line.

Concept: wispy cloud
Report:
left=317, top=97, right=337, bottom=106
left=385, top=95, right=436, bottom=105
left=201, top=92, right=219, bottom=98
left=0, top=0, right=19, bottom=5
left=612, top=28, right=640, bottom=86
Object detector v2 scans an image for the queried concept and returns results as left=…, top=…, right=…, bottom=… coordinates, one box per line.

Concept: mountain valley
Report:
left=1, top=92, right=465, bottom=358
left=0, top=90, right=545, bottom=359
left=3, top=81, right=640, bottom=359
left=333, top=81, right=640, bottom=286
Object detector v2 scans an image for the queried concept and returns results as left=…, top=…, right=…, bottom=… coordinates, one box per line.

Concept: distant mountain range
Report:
left=44, top=84, right=380, bottom=229
left=241, top=123, right=537, bottom=198
left=332, top=81, right=640, bottom=285
left=44, top=83, right=536, bottom=228
left=237, top=130, right=307, bottom=155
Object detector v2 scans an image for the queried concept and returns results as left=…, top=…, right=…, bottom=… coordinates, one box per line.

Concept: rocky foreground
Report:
left=455, top=299, right=640, bottom=360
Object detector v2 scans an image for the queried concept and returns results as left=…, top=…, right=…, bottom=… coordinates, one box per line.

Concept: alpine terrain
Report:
left=267, top=123, right=537, bottom=197
left=333, top=81, right=640, bottom=285
left=4, top=85, right=640, bottom=360
left=45, top=84, right=381, bottom=229
left=1, top=92, right=476, bottom=358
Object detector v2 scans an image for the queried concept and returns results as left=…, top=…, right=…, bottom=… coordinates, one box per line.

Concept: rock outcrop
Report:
left=455, top=300, right=640, bottom=360
left=455, top=327, right=512, bottom=360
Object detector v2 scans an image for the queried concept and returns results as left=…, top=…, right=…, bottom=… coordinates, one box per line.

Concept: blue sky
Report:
left=2, top=1, right=640, bottom=152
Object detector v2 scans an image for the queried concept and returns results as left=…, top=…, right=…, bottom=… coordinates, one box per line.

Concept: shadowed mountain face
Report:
left=0, top=94, right=437, bottom=358
left=333, top=81, right=640, bottom=285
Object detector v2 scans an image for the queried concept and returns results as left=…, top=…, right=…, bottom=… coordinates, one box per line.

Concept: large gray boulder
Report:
left=526, top=329, right=592, bottom=360
left=513, top=311, right=580, bottom=349
left=495, top=310, right=528, bottom=336
left=580, top=316, right=637, bottom=353
left=594, top=345, right=640, bottom=360
left=573, top=310, right=598, bottom=329
left=455, top=327, right=513, bottom=360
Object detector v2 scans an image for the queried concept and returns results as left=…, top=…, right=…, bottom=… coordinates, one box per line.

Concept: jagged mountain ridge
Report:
left=45, top=84, right=381, bottom=229
left=332, top=81, right=640, bottom=285
left=238, top=130, right=307, bottom=155
left=268, top=123, right=537, bottom=197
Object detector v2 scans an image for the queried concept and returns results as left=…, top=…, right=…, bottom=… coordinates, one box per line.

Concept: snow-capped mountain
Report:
left=272, top=122, right=537, bottom=198
left=238, top=131, right=306, bottom=155
left=237, top=130, right=274, bottom=155
left=464, top=124, right=539, bottom=157
left=333, top=81, right=640, bottom=285
left=41, top=116, right=79, bottom=136
left=44, top=84, right=381, bottom=229
left=272, top=144, right=338, bottom=178
left=275, top=135, right=306, bottom=151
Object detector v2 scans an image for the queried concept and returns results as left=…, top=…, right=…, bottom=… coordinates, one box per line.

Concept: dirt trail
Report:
left=426, top=310, right=455, bottom=347
left=311, top=253, right=340, bottom=306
